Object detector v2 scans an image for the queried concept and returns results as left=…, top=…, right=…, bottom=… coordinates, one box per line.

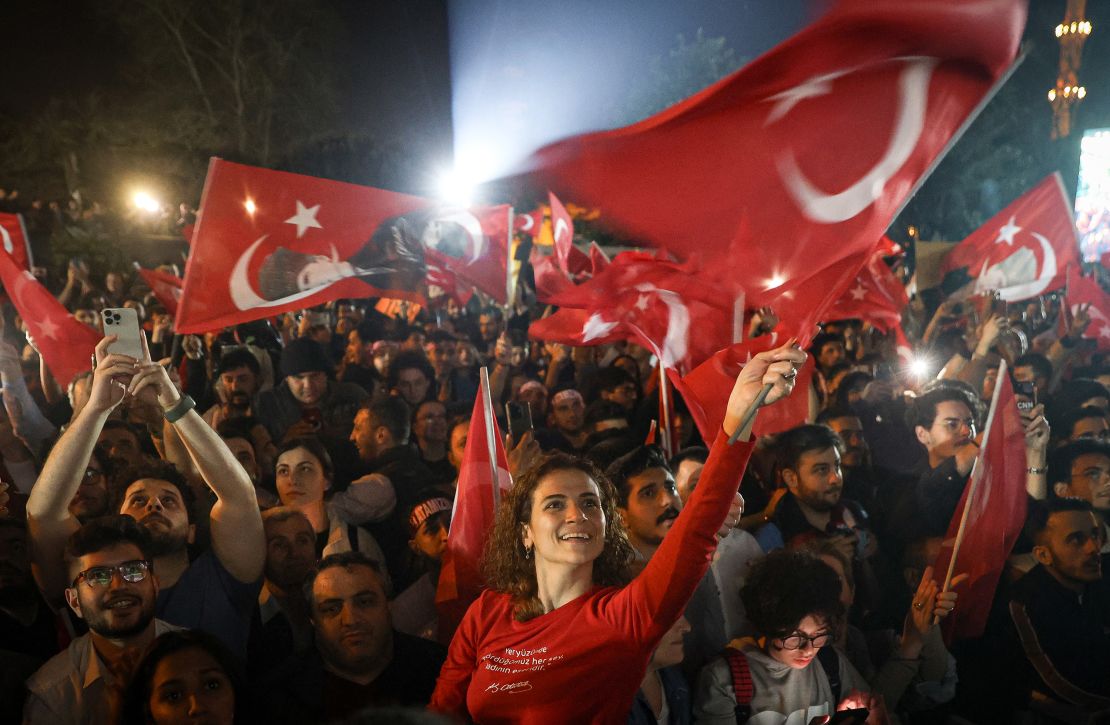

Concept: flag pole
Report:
left=937, top=358, right=1007, bottom=616
left=659, top=363, right=673, bottom=458
left=480, top=367, right=502, bottom=507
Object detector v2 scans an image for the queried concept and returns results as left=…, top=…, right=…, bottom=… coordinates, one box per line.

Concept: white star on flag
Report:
left=285, top=201, right=322, bottom=238
left=581, top=313, right=618, bottom=342
left=849, top=284, right=868, bottom=300
left=37, top=317, right=60, bottom=340
left=995, top=216, right=1021, bottom=246
left=635, top=294, right=651, bottom=311
left=1100, top=327, right=1110, bottom=339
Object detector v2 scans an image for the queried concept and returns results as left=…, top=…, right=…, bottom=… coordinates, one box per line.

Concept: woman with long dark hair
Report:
left=430, top=342, right=806, bottom=723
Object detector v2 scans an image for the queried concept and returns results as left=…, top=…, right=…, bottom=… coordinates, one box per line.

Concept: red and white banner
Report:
left=825, top=245, right=909, bottom=332
left=0, top=251, right=99, bottom=387
left=436, top=371, right=512, bottom=643
left=942, top=173, right=1081, bottom=301
left=931, top=365, right=1027, bottom=642
left=517, top=0, right=1025, bottom=342
left=135, top=265, right=184, bottom=316
left=0, top=213, right=33, bottom=271
left=1066, top=264, right=1110, bottom=352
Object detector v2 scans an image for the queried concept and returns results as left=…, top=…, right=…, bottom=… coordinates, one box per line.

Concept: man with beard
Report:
left=1048, top=439, right=1110, bottom=560
left=756, top=425, right=872, bottom=566
left=255, top=551, right=446, bottom=721
left=609, top=446, right=747, bottom=676
left=27, top=336, right=264, bottom=658
left=249, top=507, right=317, bottom=676
left=412, top=400, right=455, bottom=486
left=1001, top=499, right=1110, bottom=717
left=24, top=516, right=179, bottom=724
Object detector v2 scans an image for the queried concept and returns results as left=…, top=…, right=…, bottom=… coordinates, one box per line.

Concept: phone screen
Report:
left=505, top=401, right=533, bottom=440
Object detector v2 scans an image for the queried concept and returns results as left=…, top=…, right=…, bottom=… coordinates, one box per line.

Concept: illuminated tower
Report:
left=1048, top=0, right=1092, bottom=139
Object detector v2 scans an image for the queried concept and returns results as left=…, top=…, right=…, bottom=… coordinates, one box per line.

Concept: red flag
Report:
left=531, top=251, right=743, bottom=375
left=530, top=249, right=575, bottom=302
left=0, top=213, right=33, bottom=271
left=825, top=246, right=909, bottom=331
left=942, top=173, right=1081, bottom=301
left=517, top=0, right=1024, bottom=340
left=549, top=192, right=590, bottom=277
left=528, top=306, right=628, bottom=347
left=178, top=159, right=430, bottom=333
left=931, top=366, right=1027, bottom=641
left=0, top=251, right=99, bottom=387
left=1066, top=264, right=1110, bottom=351
left=436, top=374, right=512, bottom=643
left=673, top=339, right=815, bottom=443
left=513, top=208, right=544, bottom=238
left=423, top=204, right=514, bottom=304
left=134, top=265, right=183, bottom=316
left=588, top=241, right=610, bottom=276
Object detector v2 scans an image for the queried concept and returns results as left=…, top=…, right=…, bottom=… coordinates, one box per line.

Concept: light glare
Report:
left=132, top=191, right=161, bottom=213
left=244, top=198, right=257, bottom=215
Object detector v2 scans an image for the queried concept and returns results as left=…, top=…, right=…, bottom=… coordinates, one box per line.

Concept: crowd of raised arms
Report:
left=1, top=189, right=1109, bottom=724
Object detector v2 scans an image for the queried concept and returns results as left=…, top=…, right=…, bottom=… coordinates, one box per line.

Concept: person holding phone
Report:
left=26, top=332, right=265, bottom=658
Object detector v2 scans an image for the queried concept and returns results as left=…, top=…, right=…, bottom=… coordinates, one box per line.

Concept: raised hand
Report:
left=87, top=336, right=137, bottom=414
left=723, top=340, right=807, bottom=439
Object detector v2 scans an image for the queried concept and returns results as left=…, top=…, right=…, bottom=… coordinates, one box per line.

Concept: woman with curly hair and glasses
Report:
left=430, top=342, right=806, bottom=724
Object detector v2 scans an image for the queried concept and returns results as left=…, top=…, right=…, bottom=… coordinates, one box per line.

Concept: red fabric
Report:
left=1066, top=264, right=1110, bottom=352
left=931, top=372, right=1027, bottom=642
left=513, top=208, right=543, bottom=238
left=135, top=265, right=183, bottom=315
left=825, top=245, right=909, bottom=331
left=517, top=0, right=1024, bottom=340
left=177, top=159, right=429, bottom=333
left=424, top=204, right=513, bottom=303
left=0, top=213, right=32, bottom=270
left=529, top=250, right=575, bottom=303
left=0, top=251, right=99, bottom=387
left=942, top=173, right=1082, bottom=301
left=436, top=383, right=513, bottom=644
left=430, top=431, right=754, bottom=724
left=588, top=241, right=610, bottom=275
left=673, top=340, right=815, bottom=443
left=548, top=192, right=589, bottom=277
left=529, top=251, right=743, bottom=375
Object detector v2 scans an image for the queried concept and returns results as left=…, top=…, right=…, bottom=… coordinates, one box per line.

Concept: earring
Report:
left=524, top=545, right=534, bottom=560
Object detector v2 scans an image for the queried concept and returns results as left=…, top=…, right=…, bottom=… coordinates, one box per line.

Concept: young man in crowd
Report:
left=26, top=337, right=264, bottom=657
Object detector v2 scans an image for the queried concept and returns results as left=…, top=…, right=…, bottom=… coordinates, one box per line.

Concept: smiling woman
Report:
left=430, top=341, right=807, bottom=724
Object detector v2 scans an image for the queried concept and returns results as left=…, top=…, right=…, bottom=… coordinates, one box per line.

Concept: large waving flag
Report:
left=942, top=173, right=1081, bottom=301
left=825, top=245, right=909, bottom=332
left=177, top=159, right=514, bottom=333
left=0, top=251, right=99, bottom=387
left=931, top=362, right=1027, bottom=641
left=436, top=370, right=513, bottom=643
left=516, top=0, right=1026, bottom=341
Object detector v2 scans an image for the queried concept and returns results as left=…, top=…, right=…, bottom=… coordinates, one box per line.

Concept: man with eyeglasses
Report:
left=24, top=516, right=180, bottom=724
left=66, top=450, right=112, bottom=524
left=1048, top=440, right=1110, bottom=559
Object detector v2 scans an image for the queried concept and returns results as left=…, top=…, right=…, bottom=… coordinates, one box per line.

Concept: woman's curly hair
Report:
left=482, top=450, right=635, bottom=622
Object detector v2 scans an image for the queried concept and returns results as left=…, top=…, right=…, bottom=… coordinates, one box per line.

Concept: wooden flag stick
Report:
left=659, top=364, right=673, bottom=458
left=479, top=367, right=502, bottom=507
left=727, top=383, right=772, bottom=445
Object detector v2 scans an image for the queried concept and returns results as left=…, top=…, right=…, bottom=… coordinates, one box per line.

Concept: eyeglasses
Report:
left=81, top=468, right=104, bottom=482
left=72, top=559, right=153, bottom=589
left=774, top=631, right=832, bottom=651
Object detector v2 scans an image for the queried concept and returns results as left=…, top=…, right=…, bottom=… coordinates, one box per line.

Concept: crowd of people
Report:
left=0, top=228, right=1107, bottom=725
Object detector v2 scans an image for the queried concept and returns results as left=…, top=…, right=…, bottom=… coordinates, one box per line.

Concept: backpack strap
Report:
left=724, top=647, right=754, bottom=722
left=816, top=645, right=842, bottom=704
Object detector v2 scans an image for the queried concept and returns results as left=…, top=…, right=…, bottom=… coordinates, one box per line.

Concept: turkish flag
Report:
left=0, top=250, right=99, bottom=387
left=825, top=246, right=909, bottom=331
left=513, top=207, right=544, bottom=238
left=549, top=192, right=591, bottom=278
left=423, top=204, right=514, bottom=304
left=0, top=213, right=33, bottom=271
left=435, top=375, right=513, bottom=643
left=942, top=173, right=1081, bottom=301
left=515, top=0, right=1024, bottom=341
left=588, top=241, right=610, bottom=275
left=673, top=339, right=815, bottom=443
left=530, top=249, right=575, bottom=302
left=1066, top=264, right=1110, bottom=352
left=531, top=251, right=743, bottom=375
left=135, top=265, right=184, bottom=316
left=528, top=306, right=628, bottom=348
left=931, top=366, right=1027, bottom=642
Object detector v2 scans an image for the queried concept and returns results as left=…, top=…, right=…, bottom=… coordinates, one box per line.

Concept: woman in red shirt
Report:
left=430, top=342, right=806, bottom=724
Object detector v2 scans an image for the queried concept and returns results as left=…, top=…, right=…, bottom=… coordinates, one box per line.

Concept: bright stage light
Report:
left=910, top=356, right=931, bottom=379
left=132, top=191, right=161, bottom=213
left=435, top=167, right=475, bottom=207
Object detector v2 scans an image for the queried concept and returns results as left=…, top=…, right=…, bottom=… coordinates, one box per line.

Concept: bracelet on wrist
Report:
left=1027, top=466, right=1047, bottom=475
left=163, top=395, right=196, bottom=424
